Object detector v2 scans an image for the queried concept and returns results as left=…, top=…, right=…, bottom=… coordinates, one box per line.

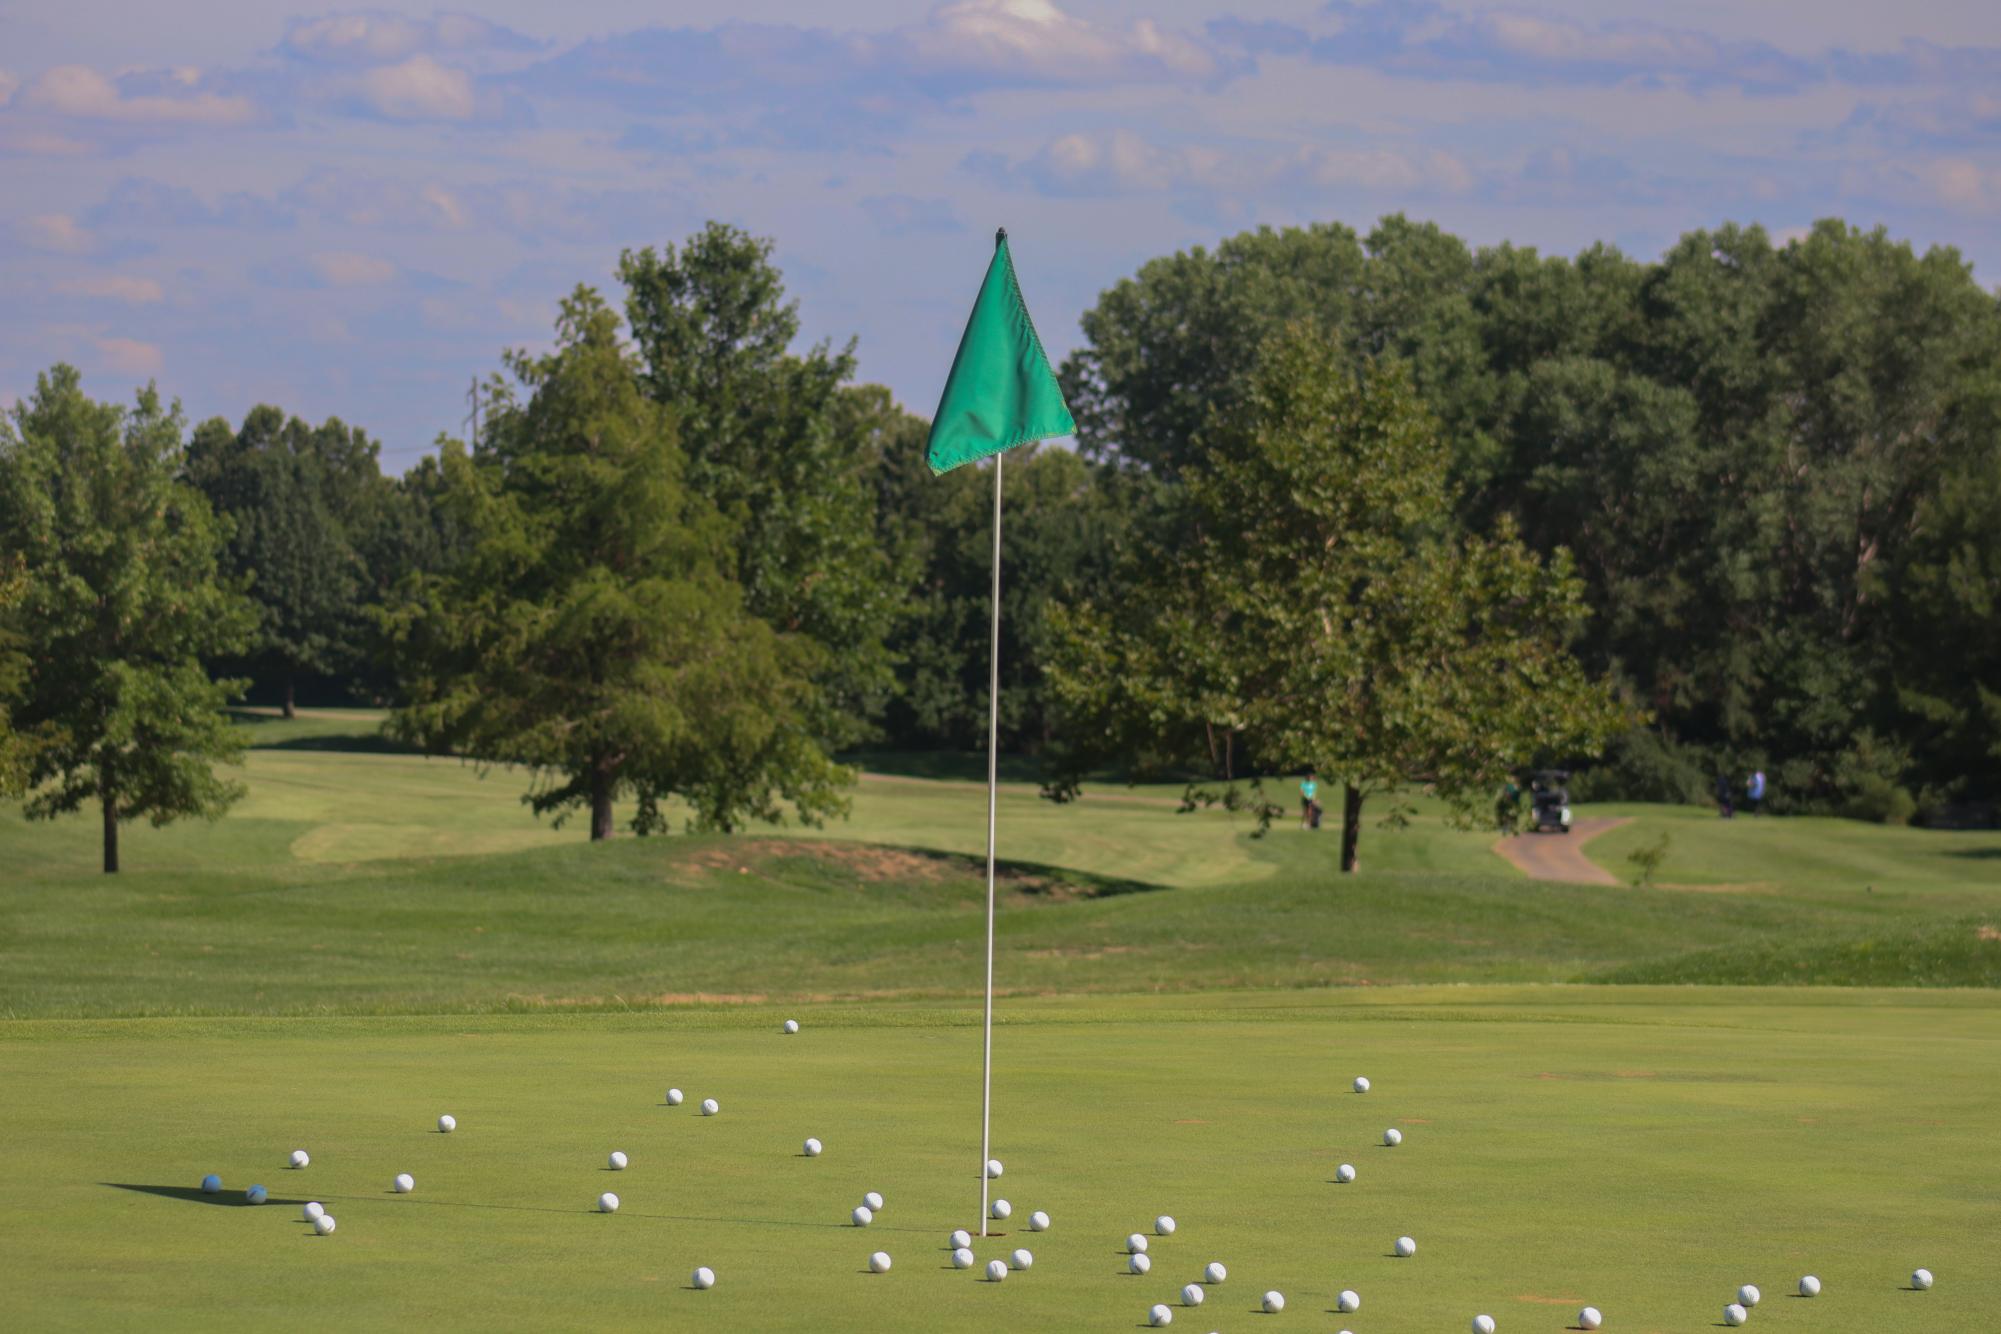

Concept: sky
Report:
left=3, top=0, right=1998, bottom=467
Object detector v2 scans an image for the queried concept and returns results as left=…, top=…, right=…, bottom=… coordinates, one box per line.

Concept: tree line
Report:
left=2, top=215, right=1996, bottom=871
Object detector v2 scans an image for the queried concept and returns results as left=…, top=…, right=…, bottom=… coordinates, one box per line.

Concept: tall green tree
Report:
left=0, top=556, right=28, bottom=795
left=1049, top=328, right=1628, bottom=870
left=0, top=366, right=253, bottom=872
left=385, top=287, right=850, bottom=840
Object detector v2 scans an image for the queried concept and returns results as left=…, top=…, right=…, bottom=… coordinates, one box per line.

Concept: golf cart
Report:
left=1529, top=770, right=1573, bottom=834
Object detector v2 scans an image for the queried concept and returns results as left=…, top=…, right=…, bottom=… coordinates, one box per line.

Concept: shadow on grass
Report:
left=745, top=840, right=1164, bottom=901
left=1947, top=847, right=2001, bottom=860
left=103, top=1183, right=304, bottom=1207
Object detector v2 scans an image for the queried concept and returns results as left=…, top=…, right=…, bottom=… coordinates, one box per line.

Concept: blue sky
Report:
left=4, top=0, right=1997, bottom=466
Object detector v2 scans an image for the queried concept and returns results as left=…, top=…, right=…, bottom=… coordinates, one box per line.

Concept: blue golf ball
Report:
left=201, top=1174, right=222, bottom=1194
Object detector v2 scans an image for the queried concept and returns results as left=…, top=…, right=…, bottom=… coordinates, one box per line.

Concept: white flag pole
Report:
left=978, top=450, right=1003, bottom=1236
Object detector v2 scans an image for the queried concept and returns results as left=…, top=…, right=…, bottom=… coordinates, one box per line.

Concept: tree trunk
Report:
left=1340, top=784, right=1363, bottom=874
left=590, top=766, right=614, bottom=842
left=282, top=677, right=296, bottom=720
left=101, top=780, right=120, bottom=875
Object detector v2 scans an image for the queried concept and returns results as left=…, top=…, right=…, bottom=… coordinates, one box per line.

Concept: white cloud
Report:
left=1920, top=158, right=2001, bottom=213
left=310, top=251, right=397, bottom=286
left=0, top=69, right=18, bottom=107
left=0, top=127, right=95, bottom=156
left=1007, top=129, right=1474, bottom=200
left=357, top=55, right=477, bottom=120
left=908, top=0, right=1231, bottom=85
left=21, top=213, right=95, bottom=253
left=282, top=12, right=537, bottom=66
left=1290, top=145, right=1475, bottom=193
left=58, top=274, right=165, bottom=303
left=22, top=64, right=254, bottom=125
left=94, top=337, right=163, bottom=376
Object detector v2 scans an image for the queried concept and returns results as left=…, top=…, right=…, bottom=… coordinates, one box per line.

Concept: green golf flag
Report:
left=926, top=229, right=1076, bottom=475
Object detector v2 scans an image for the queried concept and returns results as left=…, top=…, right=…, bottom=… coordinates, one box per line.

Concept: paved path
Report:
left=1491, top=816, right=1630, bottom=884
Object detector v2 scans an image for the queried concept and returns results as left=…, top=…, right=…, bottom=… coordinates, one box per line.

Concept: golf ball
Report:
left=852, top=1205, right=874, bottom=1227
left=1338, top=1288, right=1361, bottom=1313
left=1354, top=1076, right=1371, bottom=1093
left=1155, top=1214, right=1176, bottom=1236
left=700, top=1098, right=719, bottom=1116
left=987, top=1158, right=1004, bottom=1179
left=245, top=1184, right=268, bottom=1205
left=991, top=1198, right=1011, bottom=1220
left=783, top=1019, right=799, bottom=1034
left=1913, top=1267, right=1934, bottom=1290
left=950, top=1229, right=972, bottom=1249
left=1128, top=1253, right=1151, bottom=1276
left=986, top=1259, right=1008, bottom=1282
left=1723, top=1303, right=1747, bottom=1326
left=289, top=1150, right=309, bottom=1169
left=803, top=1138, right=822, bottom=1157
left=1028, top=1209, right=1050, bottom=1231
left=314, top=1214, right=336, bottom=1235
left=598, top=1192, right=619, bottom=1213
left=1578, top=1307, right=1603, bottom=1330
left=201, top=1174, right=222, bottom=1194
left=609, top=1151, right=628, bottom=1171
left=666, top=1088, right=684, bottom=1106
left=1262, top=1290, right=1285, bottom=1313
left=437, top=1114, right=455, bottom=1133
left=393, top=1173, right=414, bottom=1193
left=1336, top=1163, right=1357, bottom=1183
left=1127, top=1233, right=1150, bottom=1254
left=863, top=1191, right=884, bottom=1211
left=692, top=1266, right=715, bottom=1289
left=1148, top=1304, right=1172, bottom=1326
left=952, top=1247, right=975, bottom=1269
left=1011, top=1248, right=1033, bottom=1270
left=302, top=1201, right=324, bottom=1221
left=1204, top=1261, right=1226, bottom=1283
left=1181, top=1282, right=1204, bottom=1306
left=1799, top=1275, right=1821, bottom=1297
left=869, top=1251, right=892, bottom=1273
left=1384, top=1127, right=1403, bottom=1147
left=1473, top=1316, right=1497, bottom=1334
left=1739, top=1284, right=1760, bottom=1307
left=1396, top=1235, right=1416, bottom=1257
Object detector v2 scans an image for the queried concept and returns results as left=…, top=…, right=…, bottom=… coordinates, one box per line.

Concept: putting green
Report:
left=4, top=987, right=1995, bottom=1332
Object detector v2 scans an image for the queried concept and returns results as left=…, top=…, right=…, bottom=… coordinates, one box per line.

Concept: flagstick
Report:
left=978, top=450, right=1003, bottom=1237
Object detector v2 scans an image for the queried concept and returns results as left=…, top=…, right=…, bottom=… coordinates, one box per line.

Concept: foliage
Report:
left=382, top=287, right=852, bottom=840
left=0, top=365, right=252, bottom=871
left=0, top=556, right=27, bottom=795
left=1625, top=830, right=1672, bottom=886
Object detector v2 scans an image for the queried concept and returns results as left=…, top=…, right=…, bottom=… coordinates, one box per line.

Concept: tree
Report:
left=384, top=287, right=851, bottom=840
left=1048, top=328, right=1628, bottom=870
left=0, top=366, right=252, bottom=872
left=0, top=555, right=28, bottom=795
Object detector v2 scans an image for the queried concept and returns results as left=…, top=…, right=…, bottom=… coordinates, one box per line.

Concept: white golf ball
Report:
left=1578, top=1307, right=1602, bottom=1330
left=1028, top=1209, right=1050, bottom=1231
left=1338, top=1288, right=1361, bottom=1313
left=1204, top=1261, right=1227, bottom=1283
left=990, top=1198, right=1011, bottom=1220
left=987, top=1158, right=1004, bottom=1179
left=862, top=1191, right=883, bottom=1212
left=1336, top=1163, right=1357, bottom=1183
left=1799, top=1275, right=1821, bottom=1297
left=393, top=1173, right=414, bottom=1193
left=201, top=1174, right=221, bottom=1194
left=437, top=1114, right=455, bottom=1133
left=666, top=1088, right=684, bottom=1106
left=852, top=1205, right=874, bottom=1227
left=1723, top=1303, right=1747, bottom=1326
left=1473, top=1316, right=1497, bottom=1334
left=609, top=1151, right=628, bottom=1171
left=302, top=1201, right=324, bottom=1221
left=245, top=1184, right=268, bottom=1205
left=314, top=1214, right=336, bottom=1235
left=700, top=1098, right=719, bottom=1116
left=1262, top=1290, right=1285, bottom=1313
left=950, top=1229, right=972, bottom=1249
left=986, top=1259, right=1008, bottom=1282
left=289, top=1150, right=309, bottom=1169
left=598, top=1192, right=619, bottom=1213
left=1354, top=1076, right=1371, bottom=1093
left=692, top=1266, right=715, bottom=1289
left=952, top=1247, right=975, bottom=1269
left=1011, top=1248, right=1033, bottom=1270
left=1155, top=1214, right=1176, bottom=1236
left=1913, top=1267, right=1934, bottom=1290
left=1396, top=1235, right=1416, bottom=1257
left=1181, top=1282, right=1204, bottom=1306
left=1739, top=1284, right=1760, bottom=1307
left=1384, top=1127, right=1403, bottom=1147
left=1127, top=1233, right=1150, bottom=1254
left=803, top=1138, right=822, bottom=1157
left=869, top=1250, right=892, bottom=1273
left=1128, top=1253, right=1151, bottom=1275
left=783, top=1019, right=799, bottom=1034
left=1148, top=1304, right=1172, bottom=1326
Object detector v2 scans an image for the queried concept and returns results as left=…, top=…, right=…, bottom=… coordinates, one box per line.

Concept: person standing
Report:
left=1714, top=772, right=1735, bottom=819
left=1746, top=769, right=1766, bottom=816
left=1300, top=770, right=1320, bottom=830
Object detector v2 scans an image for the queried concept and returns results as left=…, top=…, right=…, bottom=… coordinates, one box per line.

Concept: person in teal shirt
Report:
left=1300, top=771, right=1320, bottom=829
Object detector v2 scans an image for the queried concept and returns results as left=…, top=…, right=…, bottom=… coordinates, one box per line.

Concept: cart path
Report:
left=1492, top=817, right=1630, bottom=884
